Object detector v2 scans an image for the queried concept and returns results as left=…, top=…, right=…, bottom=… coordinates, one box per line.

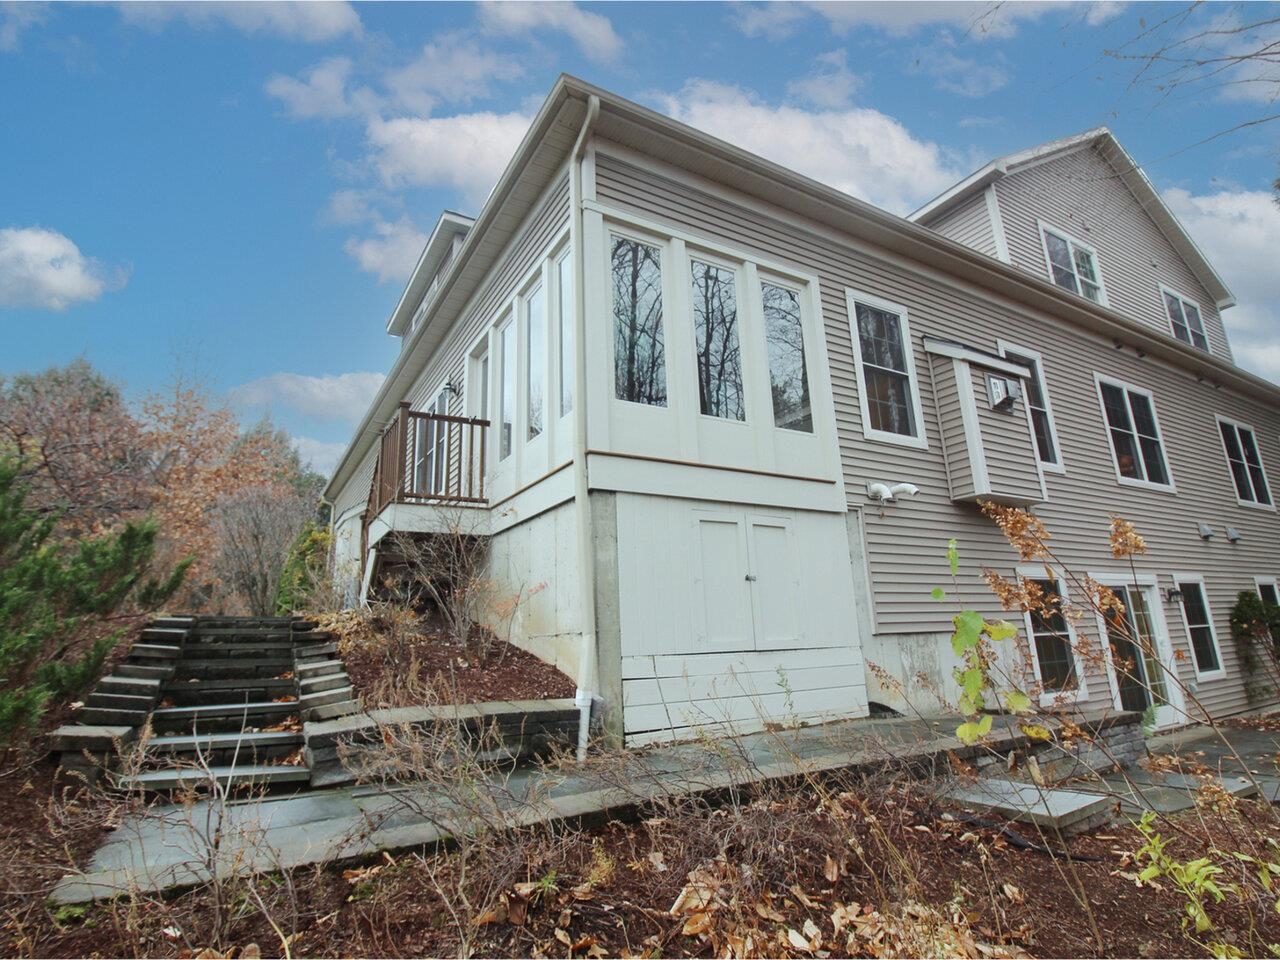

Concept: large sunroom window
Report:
left=611, top=235, right=667, bottom=407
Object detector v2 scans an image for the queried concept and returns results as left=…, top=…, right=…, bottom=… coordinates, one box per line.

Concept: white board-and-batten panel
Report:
left=614, top=492, right=867, bottom=744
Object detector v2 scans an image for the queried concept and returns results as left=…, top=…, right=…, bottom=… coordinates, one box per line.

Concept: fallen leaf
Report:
left=824, top=855, right=840, bottom=882
left=648, top=850, right=667, bottom=872
left=1001, top=883, right=1024, bottom=904
left=554, top=927, right=572, bottom=947
left=756, top=901, right=786, bottom=923
left=474, top=900, right=507, bottom=926
left=682, top=911, right=714, bottom=937
left=240, top=946, right=261, bottom=960
left=786, top=928, right=814, bottom=953
left=790, top=884, right=818, bottom=909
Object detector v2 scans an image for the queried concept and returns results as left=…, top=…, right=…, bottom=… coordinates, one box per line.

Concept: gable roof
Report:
left=326, top=76, right=1274, bottom=502
left=386, top=211, right=475, bottom=336
left=908, top=127, right=1235, bottom=309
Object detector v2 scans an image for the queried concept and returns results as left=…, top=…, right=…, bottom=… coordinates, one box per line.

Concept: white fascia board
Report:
left=922, top=335, right=1032, bottom=378
left=385, top=212, right=477, bottom=336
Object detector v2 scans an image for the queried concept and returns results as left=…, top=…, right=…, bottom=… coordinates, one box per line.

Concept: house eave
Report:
left=385, top=212, right=476, bottom=337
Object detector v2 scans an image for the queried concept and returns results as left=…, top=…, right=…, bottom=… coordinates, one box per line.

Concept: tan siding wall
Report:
left=994, top=146, right=1234, bottom=362
left=971, top=366, right=1043, bottom=506
left=929, top=192, right=998, bottom=258
left=333, top=446, right=377, bottom=522
left=595, top=149, right=1280, bottom=718
left=932, top=357, right=975, bottom=499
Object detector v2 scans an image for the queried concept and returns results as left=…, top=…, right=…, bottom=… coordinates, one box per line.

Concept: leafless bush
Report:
left=212, top=484, right=315, bottom=616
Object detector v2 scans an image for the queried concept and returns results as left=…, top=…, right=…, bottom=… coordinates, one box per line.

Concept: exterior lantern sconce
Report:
left=1164, top=587, right=1184, bottom=604
left=443, top=380, right=460, bottom=398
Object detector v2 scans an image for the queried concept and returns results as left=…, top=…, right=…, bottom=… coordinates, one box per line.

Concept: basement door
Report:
left=694, top=510, right=802, bottom=651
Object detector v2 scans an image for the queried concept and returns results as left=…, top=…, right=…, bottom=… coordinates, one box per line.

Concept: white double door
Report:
left=692, top=509, right=803, bottom=651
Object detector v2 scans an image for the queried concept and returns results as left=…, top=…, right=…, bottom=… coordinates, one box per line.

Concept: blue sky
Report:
left=3, top=1, right=1279, bottom=474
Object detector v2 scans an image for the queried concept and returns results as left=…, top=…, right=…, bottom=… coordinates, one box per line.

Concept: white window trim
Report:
left=1093, top=373, right=1177, bottom=493
left=1215, top=414, right=1275, bottom=512
left=1015, top=564, right=1090, bottom=706
left=495, top=313, right=516, bottom=462
left=1255, top=576, right=1280, bottom=605
left=1038, top=220, right=1109, bottom=307
left=845, top=289, right=928, bottom=450
left=520, top=269, right=548, bottom=446
left=1159, top=284, right=1209, bottom=353
left=997, top=338, right=1066, bottom=475
left=1171, top=573, right=1226, bottom=682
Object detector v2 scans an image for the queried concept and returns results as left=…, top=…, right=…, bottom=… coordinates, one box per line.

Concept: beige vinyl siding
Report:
left=928, top=192, right=998, bottom=259
left=932, top=357, right=976, bottom=499
left=993, top=145, right=1234, bottom=363
left=971, top=365, right=1044, bottom=506
left=333, top=446, right=378, bottom=522
left=594, top=147, right=1279, bottom=719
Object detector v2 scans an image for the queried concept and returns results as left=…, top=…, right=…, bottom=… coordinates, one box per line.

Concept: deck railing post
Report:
left=397, top=401, right=410, bottom=502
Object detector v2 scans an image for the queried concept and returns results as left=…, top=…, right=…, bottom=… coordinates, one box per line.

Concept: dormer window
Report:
left=1162, top=287, right=1208, bottom=352
left=1039, top=223, right=1105, bottom=305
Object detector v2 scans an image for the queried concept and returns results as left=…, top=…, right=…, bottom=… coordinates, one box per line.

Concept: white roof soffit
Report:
left=386, top=211, right=476, bottom=336
left=908, top=127, right=1234, bottom=308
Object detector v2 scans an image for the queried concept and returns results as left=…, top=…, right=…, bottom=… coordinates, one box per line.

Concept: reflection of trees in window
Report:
left=612, top=236, right=666, bottom=406
left=762, top=283, right=812, bottom=432
left=1027, top=578, right=1077, bottom=691
left=691, top=259, right=744, bottom=421
left=855, top=302, right=916, bottom=437
left=499, top=321, right=515, bottom=459
left=526, top=283, right=545, bottom=440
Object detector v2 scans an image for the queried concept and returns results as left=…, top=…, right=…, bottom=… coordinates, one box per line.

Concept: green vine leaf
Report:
left=951, top=610, right=984, bottom=656
left=1003, top=689, right=1032, bottom=714
left=956, top=713, right=993, bottom=745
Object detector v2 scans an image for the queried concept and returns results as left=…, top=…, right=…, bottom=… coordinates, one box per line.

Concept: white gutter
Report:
left=569, top=94, right=600, bottom=762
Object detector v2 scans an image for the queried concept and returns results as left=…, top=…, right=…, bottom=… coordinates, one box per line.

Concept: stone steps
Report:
left=151, top=700, right=299, bottom=734
left=162, top=677, right=295, bottom=706
left=115, top=764, right=311, bottom=794
left=145, top=730, right=303, bottom=764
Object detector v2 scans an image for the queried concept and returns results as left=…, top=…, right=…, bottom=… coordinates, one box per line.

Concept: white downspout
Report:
left=570, top=94, right=600, bottom=762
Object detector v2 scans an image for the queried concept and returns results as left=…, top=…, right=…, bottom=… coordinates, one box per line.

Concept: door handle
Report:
left=745, top=574, right=757, bottom=582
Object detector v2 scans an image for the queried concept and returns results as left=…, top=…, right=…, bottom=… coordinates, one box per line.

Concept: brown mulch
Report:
left=339, top=628, right=576, bottom=708
left=8, top=776, right=1278, bottom=959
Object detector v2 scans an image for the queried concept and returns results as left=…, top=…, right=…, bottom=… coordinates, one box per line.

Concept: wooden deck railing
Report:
left=367, top=402, right=490, bottom=520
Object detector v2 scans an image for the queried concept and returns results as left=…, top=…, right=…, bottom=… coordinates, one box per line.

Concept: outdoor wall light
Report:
left=443, top=380, right=460, bottom=397
left=1164, top=587, right=1184, bottom=604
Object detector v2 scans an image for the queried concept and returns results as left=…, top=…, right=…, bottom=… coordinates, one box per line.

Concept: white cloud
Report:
left=117, top=1, right=361, bottom=42
left=734, top=1, right=1120, bottom=41
left=1163, top=187, right=1280, bottom=384
left=384, top=33, right=523, bottom=115
left=291, top=436, right=348, bottom=475
left=653, top=80, right=962, bottom=215
left=0, top=226, right=124, bottom=310
left=231, top=371, right=385, bottom=424
left=912, top=49, right=1009, bottom=97
left=265, top=56, right=378, bottom=119
left=1, top=1, right=47, bottom=52
left=365, top=111, right=532, bottom=206
left=478, top=0, right=621, bottom=62
left=785, top=49, right=862, bottom=109
left=324, top=188, right=381, bottom=226
left=731, top=1, right=810, bottom=40
left=343, top=215, right=429, bottom=283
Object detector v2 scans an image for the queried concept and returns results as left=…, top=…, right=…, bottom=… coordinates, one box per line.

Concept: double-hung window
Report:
left=999, top=341, right=1061, bottom=470
left=498, top=317, right=515, bottom=460
left=1163, top=288, right=1208, bottom=352
left=1040, top=224, right=1105, bottom=304
left=1175, top=578, right=1223, bottom=678
left=1022, top=576, right=1079, bottom=696
left=1259, top=579, right=1280, bottom=608
left=847, top=291, right=925, bottom=447
left=1217, top=417, right=1272, bottom=507
left=1096, top=377, right=1172, bottom=488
